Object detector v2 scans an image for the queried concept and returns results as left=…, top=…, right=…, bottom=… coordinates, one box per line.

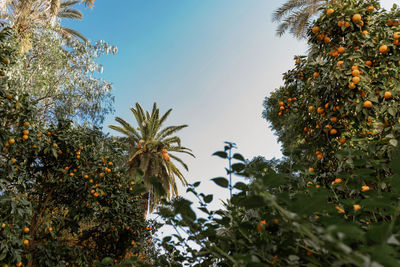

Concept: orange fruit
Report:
left=309, top=168, right=314, bottom=173
left=324, top=36, right=331, bottom=44
left=317, top=154, right=323, bottom=160
left=312, top=26, right=319, bottom=34
left=49, top=227, right=53, bottom=232
left=1, top=223, right=6, bottom=228
left=384, top=91, right=392, bottom=99
left=345, top=22, right=350, bottom=27
left=361, top=185, right=370, bottom=192
left=279, top=101, right=284, bottom=106
left=308, top=106, right=314, bottom=112
left=313, top=72, right=319, bottom=78
left=330, top=129, right=337, bottom=135
left=352, top=14, right=362, bottom=23
left=394, top=32, right=400, bottom=39
left=23, top=122, right=30, bottom=127
left=23, top=227, right=29, bottom=233
left=22, top=135, right=28, bottom=141
left=337, top=46, right=345, bottom=53
left=352, top=69, right=360, bottom=77
left=280, top=106, right=285, bottom=111
left=326, top=8, right=334, bottom=16
left=337, top=61, right=344, bottom=67
left=7, top=94, right=12, bottom=99
left=362, top=30, right=368, bottom=35
left=339, top=137, right=346, bottom=144
left=365, top=60, right=372, bottom=66
left=363, top=100, right=372, bottom=108
left=317, top=107, right=324, bottom=114
left=352, top=76, right=360, bottom=84
left=23, top=239, right=29, bottom=246
left=379, top=45, right=388, bottom=53
left=330, top=117, right=337, bottom=123
left=368, top=5, right=374, bottom=12
left=16, top=262, right=22, bottom=267
left=9, top=138, right=15, bottom=144
left=351, top=65, right=358, bottom=71
left=11, top=158, right=16, bottom=163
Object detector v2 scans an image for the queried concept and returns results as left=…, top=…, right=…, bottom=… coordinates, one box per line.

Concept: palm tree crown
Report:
left=273, top=0, right=326, bottom=39
left=109, top=103, right=194, bottom=211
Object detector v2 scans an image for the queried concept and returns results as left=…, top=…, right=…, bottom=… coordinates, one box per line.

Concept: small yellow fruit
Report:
left=352, top=14, right=362, bottom=23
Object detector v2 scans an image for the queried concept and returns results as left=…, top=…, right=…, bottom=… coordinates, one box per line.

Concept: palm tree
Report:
left=273, top=0, right=327, bottom=39
left=1, top=0, right=95, bottom=45
left=109, top=103, right=194, bottom=212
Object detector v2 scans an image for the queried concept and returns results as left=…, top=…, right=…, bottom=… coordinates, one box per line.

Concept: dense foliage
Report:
left=0, top=26, right=154, bottom=267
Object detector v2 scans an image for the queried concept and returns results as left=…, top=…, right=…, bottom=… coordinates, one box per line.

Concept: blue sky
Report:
left=64, top=0, right=397, bottom=210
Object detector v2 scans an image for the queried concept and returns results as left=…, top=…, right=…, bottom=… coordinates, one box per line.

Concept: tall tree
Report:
left=109, top=103, right=194, bottom=211
left=273, top=0, right=326, bottom=39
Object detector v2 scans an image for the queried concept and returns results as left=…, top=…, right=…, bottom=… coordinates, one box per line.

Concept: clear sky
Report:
left=64, top=0, right=397, bottom=211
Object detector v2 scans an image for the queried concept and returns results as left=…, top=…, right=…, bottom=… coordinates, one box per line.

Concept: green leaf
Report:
left=390, top=139, right=398, bottom=147
left=231, top=163, right=245, bottom=172
left=193, top=181, right=201, bottom=187
left=203, top=194, right=213, bottom=203
left=211, top=177, right=229, bottom=188
left=232, top=153, right=245, bottom=162
left=212, top=151, right=227, bottom=159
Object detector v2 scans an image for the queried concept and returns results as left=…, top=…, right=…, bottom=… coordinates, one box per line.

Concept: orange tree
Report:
left=263, top=0, right=400, bottom=187
left=0, top=28, right=154, bottom=267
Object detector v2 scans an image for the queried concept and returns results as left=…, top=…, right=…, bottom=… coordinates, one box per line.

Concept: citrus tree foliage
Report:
left=263, top=0, right=400, bottom=186
left=2, top=22, right=116, bottom=125
left=0, top=33, right=152, bottom=266
left=123, top=146, right=400, bottom=267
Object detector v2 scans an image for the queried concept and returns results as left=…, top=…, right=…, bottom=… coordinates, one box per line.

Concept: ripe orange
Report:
left=384, top=91, right=392, bottom=99
left=49, top=227, right=53, bottom=232
left=352, top=76, right=360, bottom=84
left=365, top=60, right=372, bottom=66
left=363, top=100, right=372, bottom=108
left=280, top=106, right=285, bottom=111
left=23, top=227, right=29, bottom=233
left=16, top=262, right=22, bottom=267
left=324, top=36, right=331, bottom=44
left=22, top=135, right=28, bottom=141
left=317, top=154, right=323, bottom=160
left=394, top=32, right=400, bottom=39
left=23, top=239, right=29, bottom=246
left=351, top=65, right=358, bottom=71
left=345, top=22, right=350, bottom=27
left=309, top=168, right=314, bottom=173
left=94, top=192, right=100, bottom=197
left=330, top=129, right=337, bottom=135
left=352, top=69, right=360, bottom=77
left=9, top=138, right=15, bottom=144
left=317, top=107, right=324, bottom=114
left=348, top=83, right=356, bottom=90
left=11, top=158, right=16, bottom=164
left=337, top=61, right=344, bottom=67
left=326, top=8, right=334, bottom=16
left=23, top=122, right=30, bottom=127
left=362, top=30, right=368, bottom=35
left=7, top=94, right=12, bottom=99
left=312, top=26, right=319, bottom=34
left=330, top=117, right=337, bottom=123
left=368, top=5, right=374, bottom=12
left=379, top=45, right=388, bottom=53
left=337, top=46, right=345, bottom=53
left=352, top=14, right=362, bottom=23
left=1, top=223, right=6, bottom=228
left=308, top=106, right=314, bottom=112
left=279, top=101, right=284, bottom=106
left=339, top=137, right=346, bottom=144
left=313, top=72, right=319, bottom=78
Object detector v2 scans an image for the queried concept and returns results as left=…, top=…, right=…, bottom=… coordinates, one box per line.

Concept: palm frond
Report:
left=60, top=26, right=87, bottom=41
left=113, top=117, right=141, bottom=139
left=58, top=8, right=82, bottom=20
left=169, top=154, right=189, bottom=171
left=156, top=125, right=188, bottom=140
